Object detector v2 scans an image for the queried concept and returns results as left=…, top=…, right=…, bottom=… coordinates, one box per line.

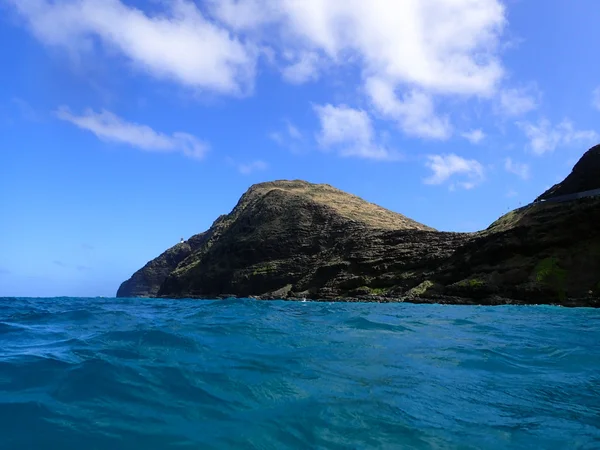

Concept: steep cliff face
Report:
left=117, top=145, right=600, bottom=306
left=536, top=144, right=600, bottom=201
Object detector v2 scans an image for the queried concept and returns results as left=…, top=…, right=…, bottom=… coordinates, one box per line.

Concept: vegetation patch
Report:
left=407, top=280, right=434, bottom=297
left=487, top=210, right=520, bottom=233
left=398, top=271, right=416, bottom=280
left=456, top=278, right=486, bottom=288
left=365, top=287, right=389, bottom=295
left=252, top=263, right=278, bottom=276
left=348, top=285, right=389, bottom=296
left=534, top=256, right=567, bottom=300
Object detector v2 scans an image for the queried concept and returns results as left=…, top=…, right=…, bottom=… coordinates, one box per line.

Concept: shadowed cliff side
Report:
left=420, top=197, right=600, bottom=306
left=536, top=144, right=600, bottom=201
left=116, top=232, right=209, bottom=298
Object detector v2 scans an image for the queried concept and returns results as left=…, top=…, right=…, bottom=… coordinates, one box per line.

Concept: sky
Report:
left=0, top=0, right=599, bottom=297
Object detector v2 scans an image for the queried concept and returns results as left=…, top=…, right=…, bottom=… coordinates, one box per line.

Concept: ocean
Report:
left=0, top=297, right=598, bottom=449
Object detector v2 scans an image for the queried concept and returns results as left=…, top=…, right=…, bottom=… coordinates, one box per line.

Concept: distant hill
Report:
left=118, top=146, right=600, bottom=307
left=117, top=180, right=452, bottom=299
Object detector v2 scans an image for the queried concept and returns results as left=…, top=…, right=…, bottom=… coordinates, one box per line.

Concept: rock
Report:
left=116, top=232, right=211, bottom=297
left=116, top=241, right=193, bottom=298
left=152, top=180, right=453, bottom=300
left=117, top=147, right=600, bottom=306
left=437, top=196, right=600, bottom=304
left=536, top=144, right=600, bottom=201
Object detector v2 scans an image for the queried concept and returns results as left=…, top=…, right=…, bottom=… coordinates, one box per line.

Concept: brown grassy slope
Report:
left=238, top=180, right=435, bottom=231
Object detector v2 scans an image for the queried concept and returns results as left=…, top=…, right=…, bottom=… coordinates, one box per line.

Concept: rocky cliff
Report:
left=117, top=145, right=600, bottom=306
left=116, top=232, right=209, bottom=298
left=536, top=144, right=600, bottom=201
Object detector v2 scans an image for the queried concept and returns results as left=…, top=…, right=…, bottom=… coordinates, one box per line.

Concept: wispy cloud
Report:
left=461, top=129, right=486, bottom=144
left=12, top=97, right=41, bottom=122
left=238, top=160, right=268, bottom=175
left=286, top=122, right=302, bottom=140
left=517, top=118, right=598, bottom=155
left=56, top=107, right=208, bottom=160
left=53, top=260, right=91, bottom=271
left=366, top=80, right=452, bottom=140
left=424, top=154, right=484, bottom=189
left=281, top=51, right=320, bottom=85
left=497, top=85, right=540, bottom=117
left=314, top=103, right=398, bottom=160
left=593, top=87, right=600, bottom=111
left=7, top=0, right=256, bottom=96
left=270, top=120, right=303, bottom=148
left=504, top=158, right=530, bottom=180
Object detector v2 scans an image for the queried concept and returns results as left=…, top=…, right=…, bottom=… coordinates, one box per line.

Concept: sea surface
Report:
left=0, top=297, right=599, bottom=449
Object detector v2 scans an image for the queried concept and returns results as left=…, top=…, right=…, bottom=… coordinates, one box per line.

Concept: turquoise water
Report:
left=0, top=297, right=599, bottom=449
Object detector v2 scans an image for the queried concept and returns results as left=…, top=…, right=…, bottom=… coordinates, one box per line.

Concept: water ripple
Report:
left=0, top=297, right=599, bottom=449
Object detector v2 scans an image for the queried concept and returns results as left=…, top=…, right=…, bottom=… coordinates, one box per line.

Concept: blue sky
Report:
left=1, top=0, right=599, bottom=297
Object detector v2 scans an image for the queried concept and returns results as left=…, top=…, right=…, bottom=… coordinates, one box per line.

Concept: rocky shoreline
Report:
left=152, top=293, right=600, bottom=308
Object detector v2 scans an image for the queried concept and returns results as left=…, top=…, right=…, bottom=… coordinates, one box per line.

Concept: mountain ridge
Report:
left=117, top=144, right=600, bottom=307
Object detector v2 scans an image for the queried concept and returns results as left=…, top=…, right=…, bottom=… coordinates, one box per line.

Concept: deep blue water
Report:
left=0, top=298, right=599, bottom=449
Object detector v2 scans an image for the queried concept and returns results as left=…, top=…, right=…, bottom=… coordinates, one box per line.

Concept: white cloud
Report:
left=211, top=0, right=505, bottom=141
left=506, top=189, right=518, bottom=198
left=8, top=0, right=256, bottom=95
left=366, top=78, right=452, bottom=139
left=504, top=158, right=530, bottom=180
left=10, top=0, right=510, bottom=145
left=238, top=160, right=268, bottom=174
left=212, top=0, right=506, bottom=95
left=424, top=154, right=484, bottom=189
left=497, top=86, right=540, bottom=116
left=517, top=119, right=599, bottom=155
left=461, top=129, right=486, bottom=144
left=314, top=104, right=395, bottom=160
left=281, top=52, right=320, bottom=84
left=593, top=87, right=600, bottom=111
left=56, top=107, right=207, bottom=159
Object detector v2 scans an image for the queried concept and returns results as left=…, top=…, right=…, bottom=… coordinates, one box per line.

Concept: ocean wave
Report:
left=0, top=297, right=599, bottom=449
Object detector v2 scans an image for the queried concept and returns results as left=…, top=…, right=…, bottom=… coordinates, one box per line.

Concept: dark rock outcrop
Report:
left=116, top=232, right=210, bottom=297
left=427, top=197, right=600, bottom=306
left=536, top=144, right=600, bottom=201
left=117, top=145, right=600, bottom=306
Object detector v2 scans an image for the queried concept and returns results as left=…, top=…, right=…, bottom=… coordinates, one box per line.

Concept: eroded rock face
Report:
left=117, top=151, right=600, bottom=307
left=536, top=144, right=600, bottom=201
